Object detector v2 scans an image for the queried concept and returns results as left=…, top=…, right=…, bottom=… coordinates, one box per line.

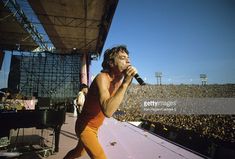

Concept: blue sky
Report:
left=91, top=0, right=235, bottom=84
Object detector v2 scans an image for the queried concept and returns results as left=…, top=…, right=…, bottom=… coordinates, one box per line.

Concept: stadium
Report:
left=0, top=0, right=234, bottom=159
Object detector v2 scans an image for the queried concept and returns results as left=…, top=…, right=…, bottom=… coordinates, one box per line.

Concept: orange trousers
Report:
left=64, top=125, right=107, bottom=159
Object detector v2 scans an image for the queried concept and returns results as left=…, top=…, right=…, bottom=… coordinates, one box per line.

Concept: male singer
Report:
left=64, top=45, right=137, bottom=159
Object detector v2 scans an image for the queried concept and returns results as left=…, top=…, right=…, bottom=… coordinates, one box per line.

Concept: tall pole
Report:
left=155, top=72, right=162, bottom=85
left=81, top=53, right=88, bottom=85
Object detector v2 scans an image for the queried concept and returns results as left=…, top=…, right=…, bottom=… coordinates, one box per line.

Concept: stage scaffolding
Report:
left=8, top=52, right=81, bottom=103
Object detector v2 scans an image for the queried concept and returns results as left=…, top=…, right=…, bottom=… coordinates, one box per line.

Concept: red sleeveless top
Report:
left=78, top=73, right=118, bottom=129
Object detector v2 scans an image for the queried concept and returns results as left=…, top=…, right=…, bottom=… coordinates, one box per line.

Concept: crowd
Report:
left=113, top=84, right=235, bottom=143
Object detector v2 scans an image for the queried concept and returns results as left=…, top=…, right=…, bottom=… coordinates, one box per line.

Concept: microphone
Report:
left=134, top=73, right=146, bottom=85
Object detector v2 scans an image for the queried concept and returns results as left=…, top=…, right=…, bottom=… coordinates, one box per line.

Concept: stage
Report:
left=1, top=113, right=205, bottom=159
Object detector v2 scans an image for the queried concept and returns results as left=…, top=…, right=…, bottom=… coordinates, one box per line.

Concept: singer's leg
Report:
left=80, top=126, right=107, bottom=159
left=63, top=139, right=86, bottom=159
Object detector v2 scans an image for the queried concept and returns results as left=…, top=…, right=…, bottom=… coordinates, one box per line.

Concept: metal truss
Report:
left=1, top=0, right=49, bottom=51
left=34, top=13, right=100, bottom=29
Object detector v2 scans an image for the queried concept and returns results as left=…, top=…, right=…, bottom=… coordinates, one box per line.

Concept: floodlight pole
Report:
left=155, top=72, right=162, bottom=85
left=200, top=74, right=208, bottom=85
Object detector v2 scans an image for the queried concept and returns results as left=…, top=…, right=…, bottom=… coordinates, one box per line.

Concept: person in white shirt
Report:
left=75, top=84, right=88, bottom=115
left=73, top=98, right=78, bottom=117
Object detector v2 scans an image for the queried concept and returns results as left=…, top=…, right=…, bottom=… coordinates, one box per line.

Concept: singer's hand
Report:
left=123, top=66, right=137, bottom=86
left=126, top=65, right=137, bottom=76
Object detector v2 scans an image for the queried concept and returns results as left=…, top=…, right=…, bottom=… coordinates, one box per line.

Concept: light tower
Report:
left=200, top=74, right=208, bottom=85
left=155, top=72, right=162, bottom=85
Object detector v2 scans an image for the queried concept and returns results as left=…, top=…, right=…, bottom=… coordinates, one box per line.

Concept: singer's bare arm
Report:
left=97, top=67, right=136, bottom=118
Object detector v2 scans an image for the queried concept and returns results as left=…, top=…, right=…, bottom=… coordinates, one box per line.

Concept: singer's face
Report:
left=112, top=51, right=130, bottom=73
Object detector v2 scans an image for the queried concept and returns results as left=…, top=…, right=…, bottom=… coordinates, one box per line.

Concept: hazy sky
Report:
left=91, top=0, right=235, bottom=84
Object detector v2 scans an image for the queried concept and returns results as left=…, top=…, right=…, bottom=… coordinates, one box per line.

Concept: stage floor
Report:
left=1, top=113, right=204, bottom=159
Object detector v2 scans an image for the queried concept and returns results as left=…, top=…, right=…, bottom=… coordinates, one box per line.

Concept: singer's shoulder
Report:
left=95, top=72, right=111, bottom=83
left=94, top=72, right=111, bottom=91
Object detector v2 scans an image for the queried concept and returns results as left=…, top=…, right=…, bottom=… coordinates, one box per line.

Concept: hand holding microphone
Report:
left=126, top=66, right=146, bottom=85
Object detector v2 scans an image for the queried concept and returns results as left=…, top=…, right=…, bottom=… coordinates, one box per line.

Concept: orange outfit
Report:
left=79, top=81, right=106, bottom=129
left=65, top=73, right=117, bottom=159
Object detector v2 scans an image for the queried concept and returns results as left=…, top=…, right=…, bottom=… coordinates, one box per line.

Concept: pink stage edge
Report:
left=99, top=117, right=204, bottom=159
